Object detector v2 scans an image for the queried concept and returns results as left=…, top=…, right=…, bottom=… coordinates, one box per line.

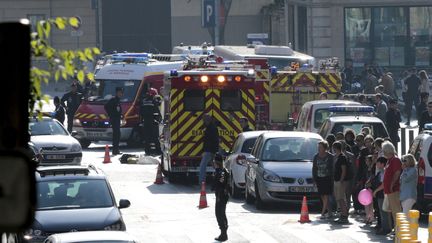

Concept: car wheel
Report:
left=79, top=139, right=91, bottom=148
left=245, top=177, right=254, bottom=204
left=254, top=182, right=265, bottom=210
left=230, top=174, right=241, bottom=199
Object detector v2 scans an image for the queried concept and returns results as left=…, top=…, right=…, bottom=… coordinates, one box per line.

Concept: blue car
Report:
left=21, top=165, right=130, bottom=243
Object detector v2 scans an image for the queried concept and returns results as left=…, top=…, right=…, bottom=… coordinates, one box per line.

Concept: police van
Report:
left=318, top=106, right=389, bottom=139
left=408, top=123, right=432, bottom=212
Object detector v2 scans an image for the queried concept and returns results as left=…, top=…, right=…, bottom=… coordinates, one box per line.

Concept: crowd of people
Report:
left=312, top=128, right=419, bottom=235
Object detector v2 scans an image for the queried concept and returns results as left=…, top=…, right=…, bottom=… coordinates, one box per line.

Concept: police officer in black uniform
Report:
left=140, top=91, right=161, bottom=155
left=104, top=87, right=124, bottom=155
left=212, top=153, right=229, bottom=242
left=61, top=83, right=83, bottom=133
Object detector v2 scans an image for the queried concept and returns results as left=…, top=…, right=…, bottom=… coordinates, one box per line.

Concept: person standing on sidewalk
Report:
left=382, top=141, right=402, bottom=230
left=404, top=68, right=421, bottom=126
left=419, top=101, right=432, bottom=132
left=312, top=141, right=334, bottom=219
left=399, top=154, right=418, bottom=215
left=332, top=141, right=351, bottom=224
left=61, top=83, right=82, bottom=133
left=212, top=154, right=229, bottom=242
left=104, top=87, right=124, bottom=155
left=386, top=99, right=401, bottom=148
left=199, top=113, right=219, bottom=184
left=373, top=157, right=392, bottom=235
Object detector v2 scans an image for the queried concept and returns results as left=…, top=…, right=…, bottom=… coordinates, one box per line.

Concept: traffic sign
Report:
left=202, top=0, right=215, bottom=28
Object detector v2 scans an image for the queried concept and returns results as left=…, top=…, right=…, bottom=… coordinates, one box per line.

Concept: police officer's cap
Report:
left=115, top=87, right=124, bottom=92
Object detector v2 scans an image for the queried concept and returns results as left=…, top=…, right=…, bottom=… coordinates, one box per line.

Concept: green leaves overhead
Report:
left=29, top=17, right=101, bottom=113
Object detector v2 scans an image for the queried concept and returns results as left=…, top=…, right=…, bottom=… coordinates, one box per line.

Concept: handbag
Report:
left=382, top=194, right=391, bottom=212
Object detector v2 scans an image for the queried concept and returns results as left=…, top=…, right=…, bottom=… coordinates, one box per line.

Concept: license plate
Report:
left=86, top=132, right=104, bottom=137
left=289, top=186, right=316, bottom=193
left=46, top=155, right=66, bottom=160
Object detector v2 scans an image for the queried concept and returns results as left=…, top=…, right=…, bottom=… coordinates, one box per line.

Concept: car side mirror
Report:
left=71, top=131, right=78, bottom=137
left=118, top=199, right=131, bottom=209
left=0, top=150, right=36, bottom=232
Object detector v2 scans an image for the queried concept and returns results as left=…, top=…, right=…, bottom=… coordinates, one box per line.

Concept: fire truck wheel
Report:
left=79, top=139, right=91, bottom=148
left=230, top=174, right=242, bottom=199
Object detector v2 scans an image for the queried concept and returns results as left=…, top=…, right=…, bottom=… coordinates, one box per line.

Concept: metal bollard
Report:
left=408, top=130, right=414, bottom=147
left=401, top=127, right=406, bottom=155
left=409, top=210, right=420, bottom=240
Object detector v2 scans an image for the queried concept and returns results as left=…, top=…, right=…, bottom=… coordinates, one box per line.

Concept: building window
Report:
left=345, top=8, right=372, bottom=67
left=27, top=14, right=45, bottom=32
left=345, top=6, right=432, bottom=69
left=410, top=7, right=432, bottom=66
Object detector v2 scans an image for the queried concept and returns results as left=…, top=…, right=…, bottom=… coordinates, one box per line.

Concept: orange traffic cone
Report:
left=198, top=182, right=208, bottom=209
left=103, top=145, right=111, bottom=164
left=298, top=196, right=311, bottom=223
left=154, top=163, right=164, bottom=184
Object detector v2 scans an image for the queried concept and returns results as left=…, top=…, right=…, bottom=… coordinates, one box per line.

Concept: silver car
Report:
left=29, top=117, right=82, bottom=165
left=245, top=131, right=322, bottom=209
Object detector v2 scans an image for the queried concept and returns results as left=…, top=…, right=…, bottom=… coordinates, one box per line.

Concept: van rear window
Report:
left=221, top=90, right=241, bottom=111
left=330, top=122, right=388, bottom=138
left=184, top=90, right=204, bottom=111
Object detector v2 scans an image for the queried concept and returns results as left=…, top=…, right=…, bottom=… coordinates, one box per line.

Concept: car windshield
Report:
left=330, top=122, right=388, bottom=138
left=29, top=120, right=68, bottom=136
left=261, top=137, right=320, bottom=161
left=314, top=109, right=331, bottom=129
left=37, top=179, right=114, bottom=210
left=90, top=79, right=140, bottom=102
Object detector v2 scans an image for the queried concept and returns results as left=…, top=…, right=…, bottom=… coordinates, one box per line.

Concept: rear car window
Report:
left=330, top=122, right=388, bottom=138
left=261, top=137, right=320, bottom=161
left=241, top=138, right=258, bottom=153
left=37, top=179, right=114, bottom=209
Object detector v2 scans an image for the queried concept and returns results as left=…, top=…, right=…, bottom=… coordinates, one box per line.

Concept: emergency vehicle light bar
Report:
left=424, top=123, right=432, bottom=130
left=329, top=105, right=374, bottom=113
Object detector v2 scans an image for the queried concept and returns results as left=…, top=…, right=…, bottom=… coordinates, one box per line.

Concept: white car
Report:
left=408, top=123, right=432, bottom=213
left=296, top=100, right=361, bottom=133
left=29, top=117, right=82, bottom=165
left=44, top=231, right=138, bottom=243
left=224, top=131, right=266, bottom=198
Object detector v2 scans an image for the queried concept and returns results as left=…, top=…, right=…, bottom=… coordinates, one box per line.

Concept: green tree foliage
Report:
left=30, top=17, right=100, bottom=113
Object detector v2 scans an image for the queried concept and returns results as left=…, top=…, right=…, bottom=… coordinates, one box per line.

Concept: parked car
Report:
left=296, top=100, right=361, bottom=133
left=408, top=123, right=432, bottom=213
left=44, top=231, right=138, bottom=243
left=319, top=115, right=389, bottom=139
left=244, top=131, right=322, bottom=209
left=21, top=165, right=131, bottom=242
left=29, top=117, right=82, bottom=165
left=224, top=131, right=266, bottom=198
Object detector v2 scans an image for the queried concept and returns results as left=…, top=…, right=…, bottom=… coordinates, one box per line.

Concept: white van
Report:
left=408, top=123, right=432, bottom=212
left=296, top=100, right=361, bottom=133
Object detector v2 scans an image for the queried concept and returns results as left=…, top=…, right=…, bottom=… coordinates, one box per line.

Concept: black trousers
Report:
left=111, top=118, right=121, bottom=152
left=67, top=113, right=74, bottom=133
left=215, top=196, right=228, bottom=230
left=143, top=121, right=160, bottom=154
left=405, top=93, right=419, bottom=122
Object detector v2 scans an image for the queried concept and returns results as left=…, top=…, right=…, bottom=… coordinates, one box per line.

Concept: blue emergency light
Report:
left=170, top=69, right=178, bottom=77
left=424, top=123, right=432, bottom=130
left=329, top=105, right=374, bottom=113
left=270, top=66, right=278, bottom=75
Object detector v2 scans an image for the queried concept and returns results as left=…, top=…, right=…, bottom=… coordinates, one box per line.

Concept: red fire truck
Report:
left=160, top=68, right=256, bottom=180
left=73, top=53, right=184, bottom=148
